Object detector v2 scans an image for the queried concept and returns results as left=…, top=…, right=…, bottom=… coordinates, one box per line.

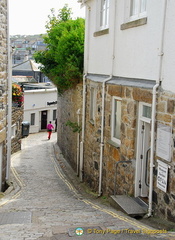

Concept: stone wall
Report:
left=153, top=89, right=175, bottom=222
left=11, top=106, right=23, bottom=154
left=57, top=84, right=83, bottom=171
left=83, top=79, right=153, bottom=196
left=0, top=0, right=8, bottom=191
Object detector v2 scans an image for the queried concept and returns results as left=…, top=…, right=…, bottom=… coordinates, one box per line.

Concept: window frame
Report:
left=111, top=97, right=122, bottom=145
left=31, top=113, right=35, bottom=126
left=89, top=86, right=96, bottom=124
left=130, top=0, right=147, bottom=21
left=53, top=109, right=57, bottom=121
left=100, top=0, right=109, bottom=30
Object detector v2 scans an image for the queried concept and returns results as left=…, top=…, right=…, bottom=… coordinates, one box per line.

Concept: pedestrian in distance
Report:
left=47, top=121, right=54, bottom=140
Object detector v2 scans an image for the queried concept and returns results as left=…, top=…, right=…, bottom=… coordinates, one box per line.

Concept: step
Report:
left=110, top=195, right=147, bottom=217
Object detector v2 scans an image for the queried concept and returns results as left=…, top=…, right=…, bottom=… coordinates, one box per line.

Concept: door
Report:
left=135, top=103, right=152, bottom=197
left=41, top=110, right=47, bottom=130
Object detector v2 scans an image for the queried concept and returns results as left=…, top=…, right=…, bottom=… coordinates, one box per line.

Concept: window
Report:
left=90, top=87, right=96, bottom=123
left=100, top=0, right=109, bottom=30
left=11, top=124, right=16, bottom=139
left=111, top=97, right=121, bottom=145
left=53, top=110, right=57, bottom=121
left=31, top=113, right=35, bottom=126
left=130, top=0, right=147, bottom=20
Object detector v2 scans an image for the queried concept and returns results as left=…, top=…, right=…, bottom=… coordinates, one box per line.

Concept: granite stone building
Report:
left=58, top=0, right=175, bottom=222
left=0, top=0, right=10, bottom=191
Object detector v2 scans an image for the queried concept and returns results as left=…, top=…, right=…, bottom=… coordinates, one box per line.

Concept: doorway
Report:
left=41, top=110, right=47, bottom=130
left=135, top=103, right=152, bottom=197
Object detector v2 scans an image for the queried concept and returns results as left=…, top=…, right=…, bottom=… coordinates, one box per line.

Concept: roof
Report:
left=12, top=76, right=37, bottom=83
left=87, top=74, right=156, bottom=89
left=12, top=59, right=41, bottom=72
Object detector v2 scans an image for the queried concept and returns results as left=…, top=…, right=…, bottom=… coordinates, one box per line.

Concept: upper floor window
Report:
left=130, top=0, right=147, bottom=20
left=100, top=0, right=109, bottom=30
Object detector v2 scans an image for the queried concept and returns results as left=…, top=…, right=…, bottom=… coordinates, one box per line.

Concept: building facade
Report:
left=57, top=0, right=175, bottom=221
left=0, top=0, right=9, bottom=191
left=24, top=87, right=57, bottom=133
left=78, top=0, right=175, bottom=221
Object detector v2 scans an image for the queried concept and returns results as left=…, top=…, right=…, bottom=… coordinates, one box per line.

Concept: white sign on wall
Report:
left=157, top=160, right=169, bottom=193
left=156, top=123, right=172, bottom=162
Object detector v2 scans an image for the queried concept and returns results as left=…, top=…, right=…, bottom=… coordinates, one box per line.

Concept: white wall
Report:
left=24, top=88, right=57, bottom=133
left=85, top=0, right=174, bottom=87
left=161, top=0, right=175, bottom=92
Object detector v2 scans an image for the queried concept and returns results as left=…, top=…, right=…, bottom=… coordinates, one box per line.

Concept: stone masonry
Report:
left=0, top=0, right=8, bottom=191
left=57, top=83, right=83, bottom=172
left=57, top=77, right=175, bottom=223
left=11, top=105, right=23, bottom=154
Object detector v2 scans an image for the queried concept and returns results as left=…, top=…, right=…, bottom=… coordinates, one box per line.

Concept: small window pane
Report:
left=142, top=105, right=151, bottom=119
left=53, top=110, right=56, bottom=120
left=140, top=0, right=147, bottom=13
left=90, top=88, right=95, bottom=121
left=113, top=100, right=121, bottom=139
left=31, top=113, right=35, bottom=125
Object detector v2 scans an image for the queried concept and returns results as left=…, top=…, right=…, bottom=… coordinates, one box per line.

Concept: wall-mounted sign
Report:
left=47, top=101, right=57, bottom=106
left=157, top=160, right=169, bottom=193
left=156, top=123, right=171, bottom=162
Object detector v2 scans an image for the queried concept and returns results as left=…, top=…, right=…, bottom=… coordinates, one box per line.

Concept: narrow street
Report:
left=0, top=132, right=172, bottom=240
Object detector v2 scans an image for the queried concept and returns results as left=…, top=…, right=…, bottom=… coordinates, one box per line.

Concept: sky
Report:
left=9, top=0, right=85, bottom=35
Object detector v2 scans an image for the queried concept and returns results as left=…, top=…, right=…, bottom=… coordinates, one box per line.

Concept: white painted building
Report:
left=76, top=0, right=175, bottom=221
left=24, top=88, right=57, bottom=133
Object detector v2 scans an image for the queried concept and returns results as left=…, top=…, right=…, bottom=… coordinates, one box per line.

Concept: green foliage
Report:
left=66, top=120, right=82, bottom=133
left=34, top=5, right=85, bottom=93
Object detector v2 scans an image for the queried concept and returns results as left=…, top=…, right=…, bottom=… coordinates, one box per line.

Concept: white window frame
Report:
left=130, top=0, right=147, bottom=21
left=31, top=113, right=35, bottom=126
left=90, top=86, right=96, bottom=123
left=111, top=97, right=122, bottom=145
left=96, top=0, right=109, bottom=31
left=11, top=124, right=17, bottom=139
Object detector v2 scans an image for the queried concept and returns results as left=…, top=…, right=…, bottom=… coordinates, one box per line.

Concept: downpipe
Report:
left=76, top=109, right=81, bottom=176
left=98, top=75, right=112, bottom=197
left=147, top=0, right=167, bottom=217
left=79, top=73, right=87, bottom=182
left=6, top=0, right=12, bottom=181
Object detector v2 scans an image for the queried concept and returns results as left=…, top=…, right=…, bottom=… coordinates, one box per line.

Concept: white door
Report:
left=135, top=103, right=152, bottom=197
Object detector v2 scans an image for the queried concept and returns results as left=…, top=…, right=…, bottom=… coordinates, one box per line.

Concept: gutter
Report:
left=6, top=0, right=12, bottom=181
left=148, top=0, right=167, bottom=217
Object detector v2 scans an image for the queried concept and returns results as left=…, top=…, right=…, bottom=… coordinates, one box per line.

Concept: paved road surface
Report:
left=0, top=132, right=173, bottom=240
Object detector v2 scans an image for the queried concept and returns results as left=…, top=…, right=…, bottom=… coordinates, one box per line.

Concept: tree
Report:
left=34, top=5, right=85, bottom=93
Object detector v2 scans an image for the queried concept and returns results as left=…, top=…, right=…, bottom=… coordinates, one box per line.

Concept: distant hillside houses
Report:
left=11, top=35, right=47, bottom=65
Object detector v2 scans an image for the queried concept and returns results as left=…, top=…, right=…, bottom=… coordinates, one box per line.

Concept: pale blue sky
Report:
left=9, top=0, right=85, bottom=35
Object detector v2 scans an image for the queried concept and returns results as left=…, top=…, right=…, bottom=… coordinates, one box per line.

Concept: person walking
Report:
left=47, top=121, right=54, bottom=140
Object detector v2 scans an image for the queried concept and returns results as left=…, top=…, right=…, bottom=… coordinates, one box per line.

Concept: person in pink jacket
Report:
left=47, top=121, right=54, bottom=140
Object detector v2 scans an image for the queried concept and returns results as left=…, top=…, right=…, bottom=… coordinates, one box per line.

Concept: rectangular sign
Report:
left=156, top=123, right=171, bottom=162
left=157, top=160, right=169, bottom=192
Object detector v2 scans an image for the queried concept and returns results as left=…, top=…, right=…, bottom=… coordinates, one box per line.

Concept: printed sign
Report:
left=156, top=123, right=171, bottom=162
left=157, top=160, right=169, bottom=192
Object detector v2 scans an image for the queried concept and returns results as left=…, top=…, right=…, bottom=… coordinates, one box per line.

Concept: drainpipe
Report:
left=148, top=0, right=167, bottom=217
left=6, top=0, right=12, bottom=181
left=98, top=0, right=117, bottom=197
left=79, top=74, right=87, bottom=181
left=98, top=75, right=112, bottom=196
left=79, top=2, right=90, bottom=182
left=76, top=109, right=81, bottom=176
